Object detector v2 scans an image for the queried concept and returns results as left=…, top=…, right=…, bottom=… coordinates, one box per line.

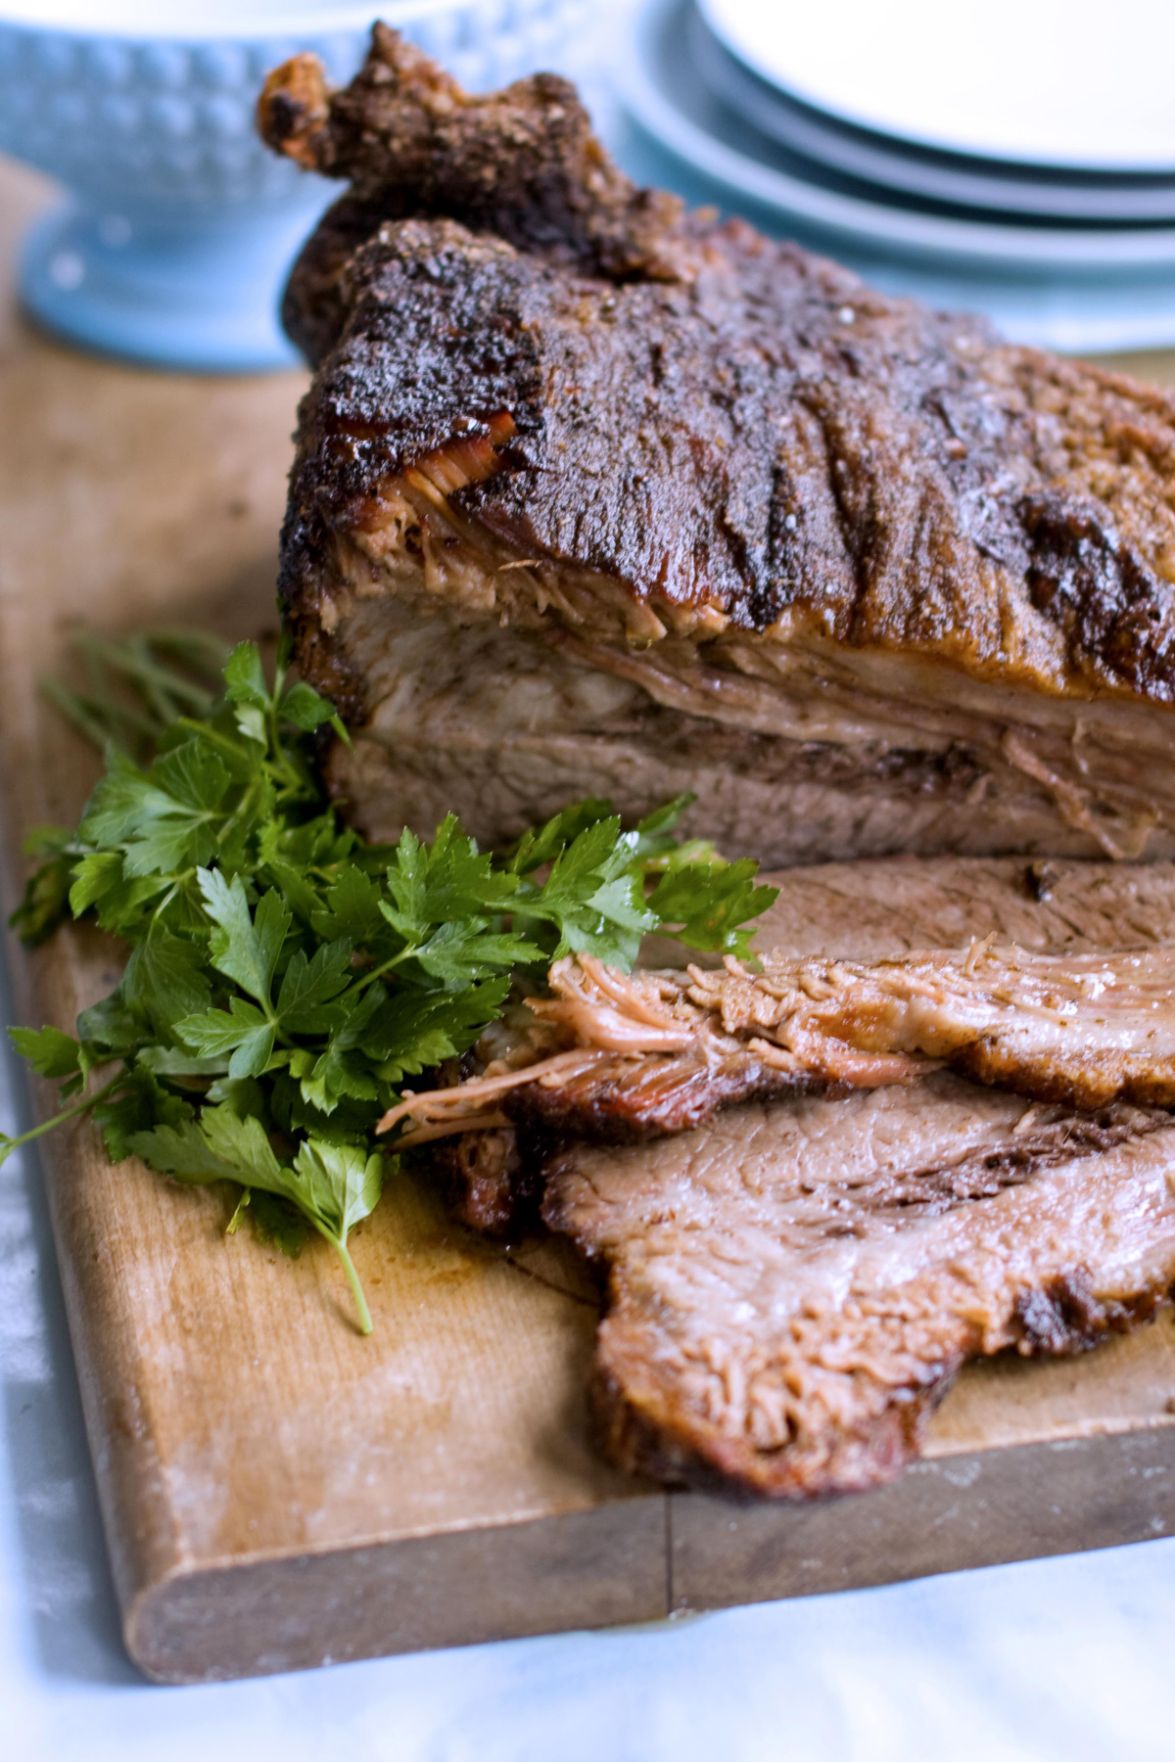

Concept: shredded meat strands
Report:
left=377, top=942, right=1175, bottom=1145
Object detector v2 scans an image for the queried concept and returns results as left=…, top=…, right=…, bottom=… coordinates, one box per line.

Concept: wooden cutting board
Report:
left=3, top=161, right=1175, bottom=1684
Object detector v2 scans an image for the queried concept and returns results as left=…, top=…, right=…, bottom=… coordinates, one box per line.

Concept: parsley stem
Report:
left=148, top=869, right=195, bottom=926
left=265, top=704, right=305, bottom=795
left=77, top=633, right=218, bottom=712
left=317, top=1228, right=372, bottom=1335
left=214, top=779, right=261, bottom=847
left=0, top=1073, right=123, bottom=1167
left=351, top=949, right=412, bottom=995
left=172, top=717, right=245, bottom=762
left=41, top=681, right=151, bottom=756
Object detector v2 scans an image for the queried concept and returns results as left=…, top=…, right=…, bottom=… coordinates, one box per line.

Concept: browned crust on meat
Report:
left=955, top=1038, right=1175, bottom=1111
left=587, top=1352, right=940, bottom=1502
left=427, top=1129, right=523, bottom=1237
left=256, top=51, right=333, bottom=171
left=258, top=23, right=690, bottom=331
left=261, top=28, right=1175, bottom=712
left=428, top=1122, right=552, bottom=1239
left=508, top=1057, right=840, bottom=1140
left=1009, top=1267, right=1168, bottom=1355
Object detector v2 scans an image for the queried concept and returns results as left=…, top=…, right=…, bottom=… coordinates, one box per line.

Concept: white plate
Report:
left=698, top=0, right=1175, bottom=175
left=612, top=106, right=1175, bottom=354
left=622, top=0, right=1175, bottom=272
left=693, top=10, right=1175, bottom=224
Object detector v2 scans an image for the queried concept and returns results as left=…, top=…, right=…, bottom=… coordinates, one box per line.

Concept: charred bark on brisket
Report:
left=259, top=29, right=1175, bottom=868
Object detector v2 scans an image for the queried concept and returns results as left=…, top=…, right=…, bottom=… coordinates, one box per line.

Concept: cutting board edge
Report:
left=114, top=1411, right=1175, bottom=1683
left=669, top=1414, right=1175, bottom=1614
left=120, top=1496, right=672, bottom=1684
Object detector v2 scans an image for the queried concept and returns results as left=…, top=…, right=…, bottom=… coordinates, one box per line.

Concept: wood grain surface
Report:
left=2, top=161, right=1175, bottom=1683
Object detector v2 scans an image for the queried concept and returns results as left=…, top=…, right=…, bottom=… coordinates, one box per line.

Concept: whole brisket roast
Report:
left=429, top=859, right=1175, bottom=1495
left=261, top=27, right=1175, bottom=865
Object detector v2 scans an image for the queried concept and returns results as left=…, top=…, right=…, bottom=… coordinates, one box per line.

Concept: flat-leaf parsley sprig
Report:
left=5, top=631, right=778, bottom=1333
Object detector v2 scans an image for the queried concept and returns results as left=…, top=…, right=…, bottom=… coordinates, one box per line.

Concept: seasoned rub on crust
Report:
left=261, top=26, right=1175, bottom=714
left=257, top=23, right=691, bottom=360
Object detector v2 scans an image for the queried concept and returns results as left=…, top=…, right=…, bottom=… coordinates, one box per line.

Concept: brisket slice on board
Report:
left=385, top=940, right=1175, bottom=1146
left=433, top=859, right=1175, bottom=1497
left=261, top=27, right=1175, bottom=866
left=548, top=1081, right=1175, bottom=1498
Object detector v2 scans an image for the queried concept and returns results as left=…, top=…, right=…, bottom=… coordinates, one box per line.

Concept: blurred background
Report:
left=4, top=0, right=1175, bottom=369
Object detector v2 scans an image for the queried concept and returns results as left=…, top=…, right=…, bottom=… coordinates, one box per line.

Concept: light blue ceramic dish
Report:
left=0, top=1, right=588, bottom=370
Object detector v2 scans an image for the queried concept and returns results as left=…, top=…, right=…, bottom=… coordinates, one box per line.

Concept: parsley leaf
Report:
left=176, top=998, right=274, bottom=1078
left=6, top=632, right=777, bottom=1333
left=199, top=874, right=291, bottom=1006
left=647, top=857, right=780, bottom=958
left=8, top=1024, right=86, bottom=1081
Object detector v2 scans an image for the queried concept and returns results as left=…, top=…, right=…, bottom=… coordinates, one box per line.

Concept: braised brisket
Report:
left=261, top=28, right=1175, bottom=865
left=549, top=1081, right=1175, bottom=1496
left=428, top=858, right=1175, bottom=1493
left=256, top=35, right=1175, bottom=1503
left=384, top=939, right=1175, bottom=1147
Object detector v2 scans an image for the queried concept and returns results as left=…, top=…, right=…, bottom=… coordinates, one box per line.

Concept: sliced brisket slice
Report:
left=546, top=1079, right=1175, bottom=1497
left=424, top=855, right=1175, bottom=1494
left=402, top=856, right=1175, bottom=1168
left=383, top=940, right=1175, bottom=1147
left=261, top=29, right=1175, bottom=864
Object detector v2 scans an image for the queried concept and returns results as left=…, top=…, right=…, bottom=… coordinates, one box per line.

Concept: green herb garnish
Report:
left=4, top=631, right=777, bottom=1333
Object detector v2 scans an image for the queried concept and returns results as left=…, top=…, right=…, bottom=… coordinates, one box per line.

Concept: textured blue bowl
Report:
left=0, top=1, right=589, bottom=370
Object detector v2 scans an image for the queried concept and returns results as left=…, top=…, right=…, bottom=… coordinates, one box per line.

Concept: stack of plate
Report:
left=618, top=0, right=1175, bottom=350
